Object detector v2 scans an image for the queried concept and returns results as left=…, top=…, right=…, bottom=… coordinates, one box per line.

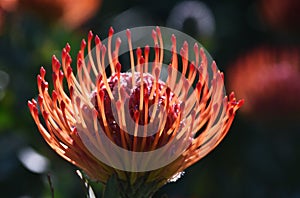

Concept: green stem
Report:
left=103, top=174, right=162, bottom=198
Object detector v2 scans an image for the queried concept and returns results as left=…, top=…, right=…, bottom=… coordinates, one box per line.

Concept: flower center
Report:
left=93, top=72, right=182, bottom=152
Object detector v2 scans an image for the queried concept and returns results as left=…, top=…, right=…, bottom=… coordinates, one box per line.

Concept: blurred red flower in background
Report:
left=0, top=0, right=17, bottom=33
left=1, top=0, right=101, bottom=32
left=258, top=0, right=300, bottom=33
left=227, top=47, right=300, bottom=120
left=18, top=0, right=102, bottom=29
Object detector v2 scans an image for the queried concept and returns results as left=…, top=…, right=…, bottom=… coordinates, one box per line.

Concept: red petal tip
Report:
left=109, top=27, right=114, bottom=36
left=81, top=39, right=87, bottom=49
left=95, top=35, right=101, bottom=45
left=65, top=43, right=71, bottom=52
left=40, top=67, right=46, bottom=78
left=88, top=30, right=93, bottom=40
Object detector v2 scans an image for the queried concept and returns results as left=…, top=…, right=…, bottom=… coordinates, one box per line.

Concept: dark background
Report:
left=0, top=0, right=299, bottom=197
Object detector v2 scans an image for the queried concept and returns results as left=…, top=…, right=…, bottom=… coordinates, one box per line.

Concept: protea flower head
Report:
left=28, top=26, right=243, bottom=197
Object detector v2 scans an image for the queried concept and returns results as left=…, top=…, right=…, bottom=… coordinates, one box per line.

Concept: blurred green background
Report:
left=0, top=0, right=299, bottom=197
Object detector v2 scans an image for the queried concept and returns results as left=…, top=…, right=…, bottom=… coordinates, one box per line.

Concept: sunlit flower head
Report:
left=28, top=27, right=243, bottom=193
left=227, top=46, right=300, bottom=120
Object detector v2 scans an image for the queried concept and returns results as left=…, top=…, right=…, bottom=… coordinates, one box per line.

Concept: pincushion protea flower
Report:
left=28, top=26, right=243, bottom=197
